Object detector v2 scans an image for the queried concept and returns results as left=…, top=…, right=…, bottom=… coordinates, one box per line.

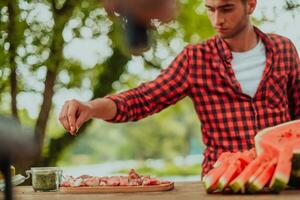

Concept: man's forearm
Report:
left=88, top=98, right=117, bottom=120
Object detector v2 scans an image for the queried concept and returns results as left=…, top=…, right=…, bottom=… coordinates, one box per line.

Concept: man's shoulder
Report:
left=184, top=37, right=216, bottom=56
left=266, top=33, right=295, bottom=49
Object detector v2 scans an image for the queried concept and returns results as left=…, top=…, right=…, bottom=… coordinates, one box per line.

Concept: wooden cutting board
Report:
left=60, top=182, right=174, bottom=193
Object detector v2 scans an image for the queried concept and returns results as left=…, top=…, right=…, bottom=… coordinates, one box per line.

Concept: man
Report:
left=59, top=0, right=300, bottom=176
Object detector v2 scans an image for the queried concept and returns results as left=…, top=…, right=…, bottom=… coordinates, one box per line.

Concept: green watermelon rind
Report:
left=289, top=168, right=300, bottom=187
left=203, top=176, right=212, bottom=191
left=291, top=169, right=300, bottom=177
left=270, top=178, right=288, bottom=193
left=228, top=179, right=243, bottom=193
left=247, top=182, right=263, bottom=194
left=288, top=175, right=300, bottom=188
left=203, top=178, right=212, bottom=192
left=269, top=172, right=289, bottom=193
left=204, top=176, right=219, bottom=193
left=217, top=177, right=226, bottom=191
left=288, top=149, right=300, bottom=188
left=292, top=152, right=300, bottom=169
left=289, top=147, right=300, bottom=187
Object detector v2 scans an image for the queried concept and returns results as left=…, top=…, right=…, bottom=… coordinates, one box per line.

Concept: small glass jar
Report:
left=26, top=167, right=62, bottom=192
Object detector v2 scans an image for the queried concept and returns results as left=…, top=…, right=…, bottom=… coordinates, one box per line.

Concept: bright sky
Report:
left=14, top=0, right=300, bottom=119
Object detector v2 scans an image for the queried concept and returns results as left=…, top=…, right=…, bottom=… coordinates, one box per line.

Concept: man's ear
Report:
left=247, top=0, right=257, bottom=15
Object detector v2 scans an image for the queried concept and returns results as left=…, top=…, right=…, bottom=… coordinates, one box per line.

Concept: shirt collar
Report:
left=215, top=26, right=275, bottom=64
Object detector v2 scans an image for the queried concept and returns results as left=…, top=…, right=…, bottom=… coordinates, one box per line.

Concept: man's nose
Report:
left=214, top=11, right=225, bottom=27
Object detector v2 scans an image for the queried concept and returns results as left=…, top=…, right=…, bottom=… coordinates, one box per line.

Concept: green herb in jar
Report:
left=32, top=172, right=58, bottom=191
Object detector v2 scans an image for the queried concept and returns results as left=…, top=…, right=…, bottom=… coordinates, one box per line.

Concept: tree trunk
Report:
left=34, top=0, right=78, bottom=162
left=7, top=0, right=19, bottom=122
left=34, top=69, right=57, bottom=153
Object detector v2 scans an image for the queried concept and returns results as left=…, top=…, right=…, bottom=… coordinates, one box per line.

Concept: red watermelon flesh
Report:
left=240, top=148, right=256, bottom=163
left=236, top=149, right=257, bottom=169
left=213, top=152, right=234, bottom=168
left=255, top=120, right=300, bottom=155
left=260, top=141, right=280, bottom=157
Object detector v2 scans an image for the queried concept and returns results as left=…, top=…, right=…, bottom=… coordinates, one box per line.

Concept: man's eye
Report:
left=222, top=8, right=233, bottom=12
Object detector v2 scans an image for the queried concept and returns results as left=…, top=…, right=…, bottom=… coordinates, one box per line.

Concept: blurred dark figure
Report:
left=103, top=0, right=178, bottom=55
left=0, top=116, right=37, bottom=200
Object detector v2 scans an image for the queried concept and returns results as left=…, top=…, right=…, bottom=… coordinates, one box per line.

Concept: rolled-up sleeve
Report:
left=105, top=45, right=192, bottom=123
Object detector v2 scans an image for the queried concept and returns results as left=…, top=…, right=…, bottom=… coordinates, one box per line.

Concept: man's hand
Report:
left=59, top=99, right=93, bottom=135
left=59, top=98, right=117, bottom=135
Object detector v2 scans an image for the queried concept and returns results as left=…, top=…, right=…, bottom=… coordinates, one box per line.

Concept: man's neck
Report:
left=224, top=24, right=258, bottom=52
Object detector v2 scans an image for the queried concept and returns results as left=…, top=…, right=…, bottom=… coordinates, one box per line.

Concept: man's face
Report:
left=205, top=0, right=252, bottom=39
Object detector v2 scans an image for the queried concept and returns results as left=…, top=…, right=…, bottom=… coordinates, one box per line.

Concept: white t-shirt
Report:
left=231, top=39, right=266, bottom=97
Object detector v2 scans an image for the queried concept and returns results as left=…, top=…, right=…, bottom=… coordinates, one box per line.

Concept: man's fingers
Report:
left=75, top=112, right=88, bottom=132
left=59, top=101, right=70, bottom=132
left=67, top=100, right=79, bottom=134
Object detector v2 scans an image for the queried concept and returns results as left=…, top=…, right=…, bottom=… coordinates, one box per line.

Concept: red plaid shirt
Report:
left=106, top=27, right=300, bottom=176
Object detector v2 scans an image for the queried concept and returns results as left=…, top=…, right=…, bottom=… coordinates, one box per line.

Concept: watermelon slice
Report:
left=269, top=144, right=293, bottom=192
left=255, top=120, right=300, bottom=189
left=247, top=158, right=276, bottom=193
left=247, top=158, right=269, bottom=185
left=217, top=159, right=241, bottom=191
left=217, top=150, right=257, bottom=191
left=203, top=160, right=230, bottom=193
left=228, top=154, right=264, bottom=193
left=204, top=119, right=300, bottom=194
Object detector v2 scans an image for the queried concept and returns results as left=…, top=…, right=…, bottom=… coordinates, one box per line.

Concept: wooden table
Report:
left=1, top=182, right=300, bottom=200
